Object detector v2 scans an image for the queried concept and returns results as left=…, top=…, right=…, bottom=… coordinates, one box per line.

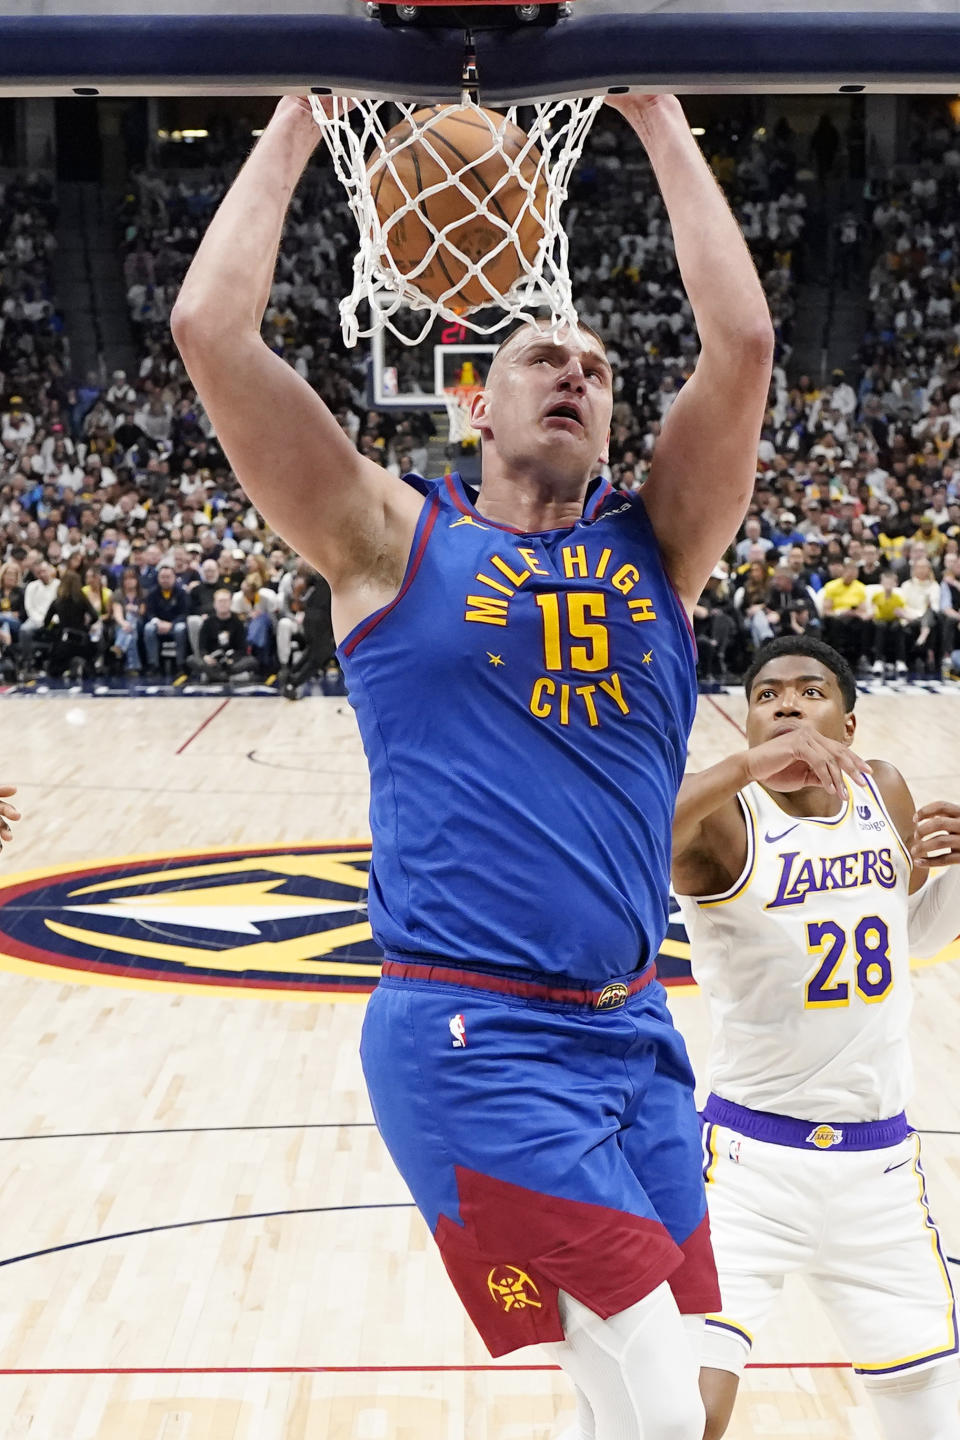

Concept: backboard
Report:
left=370, top=318, right=498, bottom=412
left=3, top=1, right=960, bottom=98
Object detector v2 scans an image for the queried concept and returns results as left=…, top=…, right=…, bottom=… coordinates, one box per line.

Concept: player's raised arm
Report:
left=671, top=752, right=750, bottom=877
left=607, top=95, right=774, bottom=611
left=170, top=97, right=421, bottom=612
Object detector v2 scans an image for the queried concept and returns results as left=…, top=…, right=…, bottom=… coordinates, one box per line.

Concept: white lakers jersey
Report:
left=677, top=776, right=914, bottom=1121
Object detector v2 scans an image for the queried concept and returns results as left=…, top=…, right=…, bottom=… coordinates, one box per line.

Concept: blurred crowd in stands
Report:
left=572, top=110, right=806, bottom=490
left=2, top=102, right=960, bottom=692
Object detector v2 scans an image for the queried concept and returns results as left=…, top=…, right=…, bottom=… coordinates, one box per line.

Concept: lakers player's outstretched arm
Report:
left=605, top=95, right=774, bottom=614
left=171, top=97, right=423, bottom=641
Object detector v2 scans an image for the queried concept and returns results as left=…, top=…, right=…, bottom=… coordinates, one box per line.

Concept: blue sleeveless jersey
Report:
left=338, top=472, right=697, bottom=983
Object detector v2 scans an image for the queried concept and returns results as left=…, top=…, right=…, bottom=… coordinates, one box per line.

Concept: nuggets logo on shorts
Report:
left=806, top=1124, right=844, bottom=1150
left=487, top=1266, right=542, bottom=1313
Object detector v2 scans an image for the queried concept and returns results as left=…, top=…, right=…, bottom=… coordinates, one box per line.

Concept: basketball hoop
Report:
left=309, top=91, right=603, bottom=347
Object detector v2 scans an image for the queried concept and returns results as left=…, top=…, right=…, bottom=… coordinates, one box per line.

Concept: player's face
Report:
left=745, top=656, right=855, bottom=750
left=474, top=324, right=613, bottom=479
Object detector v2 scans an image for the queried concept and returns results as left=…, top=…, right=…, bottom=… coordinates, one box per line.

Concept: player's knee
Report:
left=616, top=1300, right=705, bottom=1440
left=700, top=1408, right=731, bottom=1440
left=863, top=1359, right=960, bottom=1440
left=659, top=1388, right=706, bottom=1440
left=553, top=1286, right=705, bottom=1440
left=698, top=1366, right=738, bottom=1440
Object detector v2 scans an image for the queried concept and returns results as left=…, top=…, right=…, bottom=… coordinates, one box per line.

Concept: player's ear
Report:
left=471, top=388, right=492, bottom=435
left=844, top=710, right=856, bottom=743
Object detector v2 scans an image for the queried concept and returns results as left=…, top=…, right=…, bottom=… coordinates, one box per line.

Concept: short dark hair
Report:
left=743, top=635, right=857, bottom=712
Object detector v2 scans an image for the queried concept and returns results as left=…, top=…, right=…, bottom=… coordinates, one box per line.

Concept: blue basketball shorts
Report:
left=360, top=960, right=720, bottom=1356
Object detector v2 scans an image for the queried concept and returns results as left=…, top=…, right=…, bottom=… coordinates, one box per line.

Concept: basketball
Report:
left=368, top=104, right=548, bottom=311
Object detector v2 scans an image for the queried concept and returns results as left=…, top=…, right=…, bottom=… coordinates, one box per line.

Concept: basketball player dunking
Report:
left=172, top=93, right=773, bottom=1439
left=673, top=635, right=960, bottom=1440
left=0, top=785, right=19, bottom=854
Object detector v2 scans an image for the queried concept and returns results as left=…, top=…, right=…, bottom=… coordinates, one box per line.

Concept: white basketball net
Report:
left=309, top=94, right=603, bottom=347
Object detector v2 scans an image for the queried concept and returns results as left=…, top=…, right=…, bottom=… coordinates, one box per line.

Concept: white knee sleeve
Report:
left=555, top=1383, right=596, bottom=1440
left=864, top=1358, right=960, bottom=1440
left=681, top=1312, right=705, bottom=1367
left=546, top=1283, right=705, bottom=1440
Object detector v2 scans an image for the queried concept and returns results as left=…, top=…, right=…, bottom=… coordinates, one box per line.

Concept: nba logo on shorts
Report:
left=449, top=1014, right=467, bottom=1048
left=728, top=1138, right=742, bottom=1164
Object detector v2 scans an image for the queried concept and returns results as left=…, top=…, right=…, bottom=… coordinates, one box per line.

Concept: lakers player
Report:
left=0, top=785, right=19, bottom=853
left=672, top=634, right=960, bottom=1439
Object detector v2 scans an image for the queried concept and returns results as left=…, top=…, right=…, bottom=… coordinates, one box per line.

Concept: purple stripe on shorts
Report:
left=705, top=1316, right=753, bottom=1349
left=701, top=1093, right=911, bottom=1151
left=853, top=1333, right=960, bottom=1377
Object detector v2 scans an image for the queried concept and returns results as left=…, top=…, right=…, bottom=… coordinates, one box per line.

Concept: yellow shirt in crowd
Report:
left=82, top=584, right=112, bottom=615
left=871, top=589, right=905, bottom=623
left=822, top=577, right=867, bottom=614
left=878, top=532, right=907, bottom=562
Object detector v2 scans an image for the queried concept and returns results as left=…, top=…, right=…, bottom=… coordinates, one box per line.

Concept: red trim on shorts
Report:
left=435, top=1167, right=686, bottom=1357
left=341, top=492, right=441, bottom=658
left=667, top=1212, right=721, bottom=1314
left=380, top=958, right=657, bottom=1009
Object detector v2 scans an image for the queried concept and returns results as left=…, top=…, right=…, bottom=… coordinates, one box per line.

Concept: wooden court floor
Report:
left=0, top=686, right=958, bottom=1439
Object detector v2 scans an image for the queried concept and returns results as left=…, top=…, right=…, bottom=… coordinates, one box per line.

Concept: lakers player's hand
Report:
left=911, top=800, right=960, bottom=867
left=0, top=785, right=21, bottom=852
left=744, top=729, right=871, bottom=797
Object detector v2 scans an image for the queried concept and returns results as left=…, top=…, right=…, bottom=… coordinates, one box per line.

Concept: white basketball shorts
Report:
left=700, top=1101, right=957, bottom=1380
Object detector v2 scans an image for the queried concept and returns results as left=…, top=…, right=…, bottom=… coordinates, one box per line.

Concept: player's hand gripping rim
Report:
left=0, top=785, right=21, bottom=852
left=282, top=94, right=356, bottom=124
left=744, top=727, right=871, bottom=798
left=911, top=800, right=960, bottom=868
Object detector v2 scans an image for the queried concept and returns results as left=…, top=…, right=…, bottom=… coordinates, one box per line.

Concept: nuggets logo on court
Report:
left=487, top=1266, right=542, bottom=1313
left=806, top=1125, right=844, bottom=1150
left=0, top=844, right=380, bottom=1000
left=0, top=848, right=699, bottom=998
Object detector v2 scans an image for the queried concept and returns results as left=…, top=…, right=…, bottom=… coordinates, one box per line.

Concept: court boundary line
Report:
left=0, top=1362, right=852, bottom=1375
left=0, top=1202, right=416, bottom=1271
left=0, top=1121, right=380, bottom=1141
left=705, top=693, right=747, bottom=738
left=0, top=1122, right=956, bottom=1143
left=175, top=697, right=231, bottom=755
